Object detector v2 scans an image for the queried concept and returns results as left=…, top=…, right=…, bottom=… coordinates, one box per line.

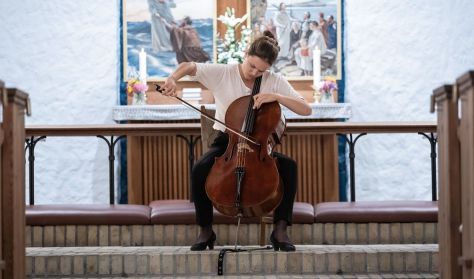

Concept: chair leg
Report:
left=259, top=218, right=266, bottom=246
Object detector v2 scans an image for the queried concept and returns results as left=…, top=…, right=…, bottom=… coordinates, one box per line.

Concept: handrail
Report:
left=25, top=123, right=201, bottom=137
left=284, top=121, right=436, bottom=134
left=25, top=121, right=436, bottom=137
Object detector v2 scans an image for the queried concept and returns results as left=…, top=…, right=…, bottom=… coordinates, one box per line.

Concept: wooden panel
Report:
left=457, top=72, right=474, bottom=278
left=276, top=134, right=338, bottom=204
left=2, top=88, right=27, bottom=279
left=129, top=134, right=203, bottom=204
left=0, top=80, right=4, bottom=279
left=433, top=85, right=462, bottom=279
left=128, top=135, right=143, bottom=203
left=128, top=132, right=338, bottom=205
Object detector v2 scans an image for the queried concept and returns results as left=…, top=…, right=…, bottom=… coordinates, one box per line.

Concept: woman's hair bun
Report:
left=262, top=30, right=278, bottom=46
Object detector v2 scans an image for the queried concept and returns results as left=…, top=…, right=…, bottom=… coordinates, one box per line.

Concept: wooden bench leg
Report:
left=259, top=216, right=273, bottom=246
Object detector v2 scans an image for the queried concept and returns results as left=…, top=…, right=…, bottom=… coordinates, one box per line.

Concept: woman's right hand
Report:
left=161, top=76, right=177, bottom=96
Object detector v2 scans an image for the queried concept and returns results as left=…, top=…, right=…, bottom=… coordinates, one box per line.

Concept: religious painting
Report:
left=250, top=0, right=341, bottom=80
left=123, top=0, right=216, bottom=81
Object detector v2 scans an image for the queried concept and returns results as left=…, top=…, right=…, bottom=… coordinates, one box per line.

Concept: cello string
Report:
left=154, top=84, right=260, bottom=146
left=240, top=76, right=261, bottom=170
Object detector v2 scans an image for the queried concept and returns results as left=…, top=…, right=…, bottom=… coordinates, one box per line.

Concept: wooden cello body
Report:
left=205, top=94, right=285, bottom=218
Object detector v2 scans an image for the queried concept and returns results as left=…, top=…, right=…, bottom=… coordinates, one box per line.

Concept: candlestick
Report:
left=139, top=48, right=147, bottom=84
left=312, top=47, right=321, bottom=89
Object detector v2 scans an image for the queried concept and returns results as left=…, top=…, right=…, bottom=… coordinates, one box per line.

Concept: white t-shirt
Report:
left=190, top=63, right=303, bottom=131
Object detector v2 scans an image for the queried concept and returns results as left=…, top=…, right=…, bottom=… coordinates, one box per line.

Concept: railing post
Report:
left=418, top=132, right=438, bottom=201
left=1, top=88, right=28, bottom=279
left=25, top=136, right=47, bottom=205
left=433, top=84, right=462, bottom=279
left=457, top=71, right=474, bottom=278
left=97, top=135, right=125, bottom=205
left=341, top=133, right=366, bottom=202
left=176, top=134, right=201, bottom=202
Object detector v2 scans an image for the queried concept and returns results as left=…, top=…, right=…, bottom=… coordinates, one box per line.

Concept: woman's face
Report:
left=241, top=55, right=271, bottom=80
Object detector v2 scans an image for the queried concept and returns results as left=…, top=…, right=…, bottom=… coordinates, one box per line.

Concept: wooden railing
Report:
left=1, top=81, right=29, bottom=279
left=25, top=121, right=436, bottom=206
left=434, top=71, right=474, bottom=279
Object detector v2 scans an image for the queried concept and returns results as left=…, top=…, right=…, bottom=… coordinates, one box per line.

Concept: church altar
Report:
left=113, top=103, right=352, bottom=121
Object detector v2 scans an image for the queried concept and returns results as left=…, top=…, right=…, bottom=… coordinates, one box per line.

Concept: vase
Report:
left=132, top=91, right=147, bottom=105
left=320, top=92, right=333, bottom=103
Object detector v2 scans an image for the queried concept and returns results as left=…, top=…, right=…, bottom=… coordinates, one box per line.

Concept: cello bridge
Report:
left=237, top=142, right=254, bottom=153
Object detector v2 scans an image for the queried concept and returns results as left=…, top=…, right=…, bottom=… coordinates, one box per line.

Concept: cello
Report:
left=205, top=76, right=285, bottom=218
left=156, top=79, right=286, bottom=219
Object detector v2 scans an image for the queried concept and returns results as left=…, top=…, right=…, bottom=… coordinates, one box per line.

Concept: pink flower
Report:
left=132, top=82, right=148, bottom=93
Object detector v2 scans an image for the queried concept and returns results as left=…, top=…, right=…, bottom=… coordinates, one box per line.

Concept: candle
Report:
left=312, top=46, right=321, bottom=89
left=139, top=48, right=147, bottom=84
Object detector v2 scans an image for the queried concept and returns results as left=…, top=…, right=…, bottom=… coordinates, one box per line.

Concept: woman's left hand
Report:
left=253, top=93, right=279, bottom=109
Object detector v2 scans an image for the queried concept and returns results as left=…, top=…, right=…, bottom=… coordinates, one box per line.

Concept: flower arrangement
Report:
left=126, top=78, right=148, bottom=97
left=216, top=7, right=250, bottom=64
left=126, top=75, right=148, bottom=105
left=317, top=78, right=338, bottom=103
left=319, top=78, right=338, bottom=95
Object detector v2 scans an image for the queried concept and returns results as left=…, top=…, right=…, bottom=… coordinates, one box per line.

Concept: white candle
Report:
left=313, top=47, right=321, bottom=89
left=139, top=48, right=147, bottom=84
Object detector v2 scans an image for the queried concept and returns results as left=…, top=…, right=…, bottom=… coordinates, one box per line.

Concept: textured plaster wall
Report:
left=0, top=0, right=473, bottom=203
left=0, top=0, right=120, bottom=203
left=344, top=0, right=474, bottom=200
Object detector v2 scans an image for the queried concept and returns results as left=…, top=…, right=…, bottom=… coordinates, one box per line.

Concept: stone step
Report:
left=26, top=222, right=438, bottom=247
left=27, top=244, right=438, bottom=277
left=28, top=274, right=440, bottom=278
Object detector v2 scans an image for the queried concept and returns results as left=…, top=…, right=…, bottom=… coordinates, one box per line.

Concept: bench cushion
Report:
left=314, top=201, right=438, bottom=223
left=149, top=200, right=314, bottom=224
left=26, top=204, right=151, bottom=225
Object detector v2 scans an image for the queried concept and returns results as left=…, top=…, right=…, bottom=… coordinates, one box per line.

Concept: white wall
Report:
left=0, top=0, right=120, bottom=204
left=344, top=0, right=474, bottom=200
left=0, top=0, right=472, bottom=203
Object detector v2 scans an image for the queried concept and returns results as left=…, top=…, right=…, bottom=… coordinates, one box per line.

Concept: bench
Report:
left=26, top=204, right=151, bottom=225
left=315, top=201, right=438, bottom=223
left=25, top=200, right=438, bottom=247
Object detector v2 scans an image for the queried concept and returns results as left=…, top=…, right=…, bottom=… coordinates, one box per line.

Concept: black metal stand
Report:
left=97, top=135, right=126, bottom=205
left=339, top=133, right=367, bottom=202
left=176, top=135, right=201, bottom=202
left=419, top=132, right=438, bottom=201
left=25, top=136, right=47, bottom=205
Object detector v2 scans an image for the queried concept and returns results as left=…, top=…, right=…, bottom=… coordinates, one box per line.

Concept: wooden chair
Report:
left=199, top=106, right=273, bottom=246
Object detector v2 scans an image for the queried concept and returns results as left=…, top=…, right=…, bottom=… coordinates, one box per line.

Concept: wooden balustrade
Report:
left=25, top=121, right=436, bottom=206
left=0, top=79, right=4, bottom=279
left=434, top=70, right=474, bottom=279
left=457, top=71, right=474, bottom=278
left=1, top=83, right=29, bottom=279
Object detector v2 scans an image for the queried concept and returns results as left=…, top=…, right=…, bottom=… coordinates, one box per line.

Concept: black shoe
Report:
left=270, top=231, right=296, bottom=252
left=190, top=231, right=216, bottom=251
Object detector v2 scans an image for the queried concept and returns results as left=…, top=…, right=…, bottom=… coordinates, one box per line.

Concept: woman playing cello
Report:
left=161, top=31, right=312, bottom=252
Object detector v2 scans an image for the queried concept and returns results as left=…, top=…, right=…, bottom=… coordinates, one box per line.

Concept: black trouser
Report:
left=191, top=131, right=297, bottom=227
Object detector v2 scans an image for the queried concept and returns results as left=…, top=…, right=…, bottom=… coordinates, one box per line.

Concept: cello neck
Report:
left=154, top=84, right=260, bottom=146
